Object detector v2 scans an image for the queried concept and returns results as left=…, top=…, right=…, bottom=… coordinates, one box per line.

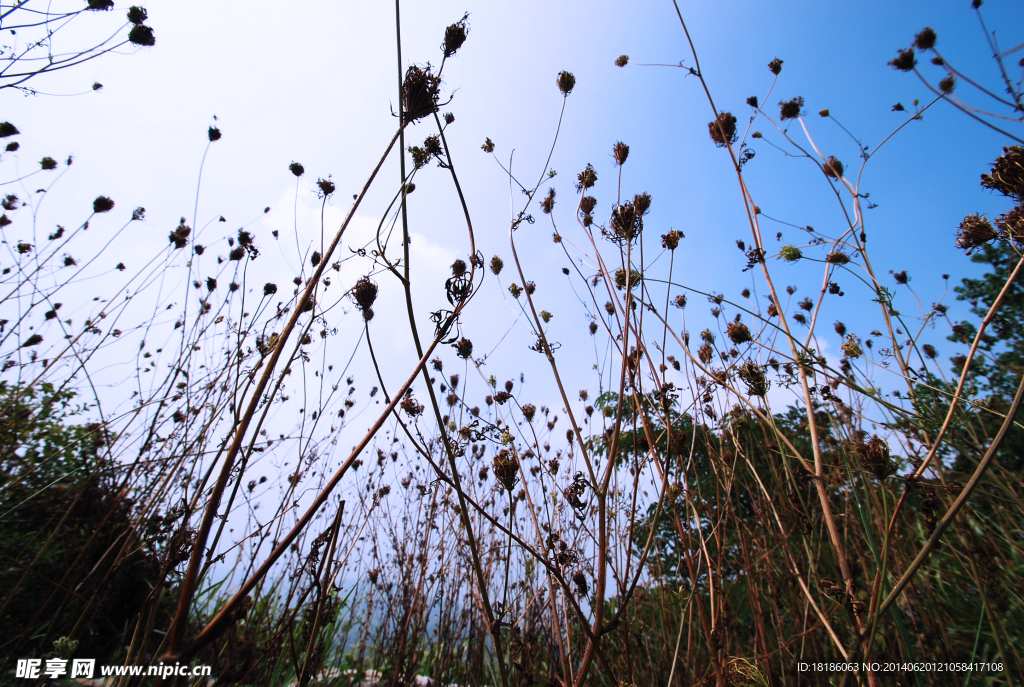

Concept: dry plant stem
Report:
left=298, top=500, right=345, bottom=687
left=670, top=5, right=869, bottom=667
left=166, top=126, right=404, bottom=659
left=859, top=372, right=1024, bottom=660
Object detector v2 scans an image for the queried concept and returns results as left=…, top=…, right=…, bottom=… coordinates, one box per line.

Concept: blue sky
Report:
left=4, top=0, right=1023, bottom=432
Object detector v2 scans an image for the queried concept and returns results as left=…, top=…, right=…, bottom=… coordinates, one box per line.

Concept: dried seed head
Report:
left=169, top=221, right=191, bottom=249
left=86, top=0, right=114, bottom=9
left=922, top=343, right=937, bottom=359
left=451, top=259, right=467, bottom=276
left=522, top=404, right=537, bottom=422
left=855, top=435, right=897, bottom=480
left=289, top=162, right=305, bottom=177
left=938, top=75, right=956, bottom=93
left=826, top=251, right=850, bottom=265
left=995, top=205, right=1024, bottom=240
left=589, top=322, right=598, bottom=335
left=889, top=48, right=917, bottom=72
left=956, top=214, right=997, bottom=253
left=493, top=449, right=519, bottom=491
left=893, top=270, right=908, bottom=285
left=579, top=196, right=597, bottom=215
left=541, top=187, right=556, bottom=214
left=779, top=97, right=804, bottom=120
left=780, top=245, right=802, bottom=262
left=840, top=334, right=863, bottom=359
left=453, top=337, right=473, bottom=359
left=576, top=164, right=597, bottom=191
left=980, top=146, right=1024, bottom=201
left=316, top=178, right=336, bottom=197
left=0, top=122, right=18, bottom=138
left=737, top=361, right=770, bottom=396
left=613, top=141, right=630, bottom=166
left=401, top=66, right=441, bottom=124
left=698, top=343, right=714, bottom=364
left=352, top=276, right=378, bottom=316
left=913, top=27, right=937, bottom=51
left=229, top=246, right=245, bottom=261
left=556, top=71, right=576, bottom=96
left=525, top=281, right=536, bottom=295
left=92, top=196, right=114, bottom=213
left=444, top=112, right=455, bottom=124
left=673, top=294, right=687, bottom=309
left=768, top=58, right=783, bottom=75
left=823, top=156, right=844, bottom=178
left=662, top=229, right=682, bottom=250
left=441, top=13, right=469, bottom=59
left=708, top=112, right=738, bottom=147
left=126, top=5, right=147, bottom=24
left=481, top=137, right=495, bottom=153
left=726, top=321, right=752, bottom=345
left=263, top=283, right=277, bottom=296
left=747, top=96, right=759, bottom=108
left=207, top=126, right=221, bottom=141
left=490, top=255, right=504, bottom=275
left=41, top=157, right=58, bottom=171
left=615, top=54, right=629, bottom=67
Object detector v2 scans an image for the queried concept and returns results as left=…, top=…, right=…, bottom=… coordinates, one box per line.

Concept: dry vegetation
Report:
left=1, top=2, right=1023, bottom=686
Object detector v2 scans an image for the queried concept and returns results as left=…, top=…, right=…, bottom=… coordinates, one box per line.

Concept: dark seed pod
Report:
left=126, top=6, right=147, bottom=24
left=92, top=196, right=115, bottom=213
left=980, top=146, right=1024, bottom=201
left=913, top=27, right=937, bottom=51
left=401, top=65, right=441, bottom=124
left=289, top=162, right=305, bottom=177
left=779, top=97, right=804, bottom=120
left=352, top=276, right=378, bottom=314
left=956, top=214, right=997, bottom=253
left=613, top=141, right=630, bottom=166
left=768, top=58, right=783, bottom=75
left=208, top=126, right=221, bottom=142
left=823, top=156, right=843, bottom=178
left=556, top=71, right=576, bottom=96
left=263, top=283, right=277, bottom=296
left=441, top=13, right=469, bottom=58
left=708, top=112, right=737, bottom=147
left=889, top=48, right=916, bottom=72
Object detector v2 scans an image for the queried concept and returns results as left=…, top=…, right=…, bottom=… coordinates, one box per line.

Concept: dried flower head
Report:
left=698, top=343, right=714, bottom=364
left=855, top=435, right=897, bottom=480
left=613, top=141, right=630, bottom=166
left=956, top=214, right=997, bottom=253
left=922, top=343, right=937, bottom=359
left=40, top=157, right=58, bottom=171
left=556, top=71, right=576, bottom=96
left=576, top=163, right=597, bottom=191
left=207, top=126, right=221, bottom=141
left=289, top=162, right=305, bottom=177
left=708, top=112, right=738, bottom=147
left=661, top=229, right=682, bottom=250
left=913, top=27, right=937, bottom=50
left=441, top=13, right=469, bottom=59
left=0, top=122, right=18, bottom=138
left=823, top=156, right=844, bottom=178
left=673, top=294, right=687, bottom=309
left=263, top=283, right=277, bottom=296
left=768, top=58, right=783, bottom=75
left=889, top=48, right=917, bottom=72
left=938, top=75, right=956, bottom=93
left=316, top=177, right=336, bottom=197
left=825, top=251, right=850, bottom=265
left=92, top=196, right=114, bottom=213
left=401, top=390, right=424, bottom=417
left=453, top=337, right=473, bottom=359
left=840, top=334, right=863, bottom=359
left=490, top=255, right=504, bottom=275
left=481, top=137, right=495, bottom=153
left=779, top=97, right=804, bottom=120
left=541, top=187, right=556, bottom=214
left=615, top=54, right=629, bottom=67
left=126, top=6, right=147, bottom=24
left=493, top=449, right=519, bottom=491
left=995, top=205, right=1024, bottom=241
left=87, top=0, right=113, bottom=9
left=169, top=221, right=191, bottom=249
left=352, top=276, right=378, bottom=318
left=726, top=320, right=752, bottom=345
left=737, top=361, right=770, bottom=397
left=747, top=96, right=759, bottom=108
left=401, top=65, right=441, bottom=124
left=579, top=196, right=597, bottom=215
left=980, top=146, right=1024, bottom=201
